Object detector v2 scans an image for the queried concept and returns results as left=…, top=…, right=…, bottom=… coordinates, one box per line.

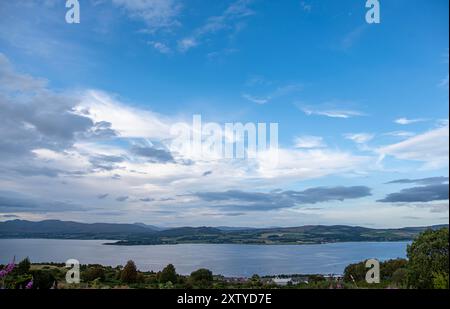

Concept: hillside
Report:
left=1, top=220, right=447, bottom=245
left=0, top=220, right=157, bottom=240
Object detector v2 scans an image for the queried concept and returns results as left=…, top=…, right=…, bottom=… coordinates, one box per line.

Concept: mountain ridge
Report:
left=0, top=219, right=447, bottom=245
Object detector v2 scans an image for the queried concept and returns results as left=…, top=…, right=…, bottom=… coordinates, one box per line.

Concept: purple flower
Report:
left=5, top=262, right=15, bottom=273
left=0, top=259, right=16, bottom=279
left=25, top=280, right=33, bottom=289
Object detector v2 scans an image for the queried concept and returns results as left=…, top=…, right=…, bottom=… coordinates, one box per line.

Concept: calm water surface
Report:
left=0, top=239, right=409, bottom=276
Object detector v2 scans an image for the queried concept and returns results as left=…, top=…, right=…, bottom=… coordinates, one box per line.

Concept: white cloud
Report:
left=344, top=133, right=374, bottom=144
left=177, top=38, right=198, bottom=52
left=148, top=41, right=171, bottom=54
left=300, top=2, right=312, bottom=12
left=302, top=107, right=365, bottom=119
left=111, top=0, right=182, bottom=32
left=294, top=136, right=326, bottom=149
left=76, top=90, right=173, bottom=140
left=395, top=118, right=427, bottom=125
left=243, top=83, right=303, bottom=104
left=383, top=131, right=415, bottom=138
left=242, top=94, right=269, bottom=105
left=378, top=124, right=449, bottom=169
left=177, top=0, right=255, bottom=52
left=256, top=148, right=371, bottom=180
left=438, top=74, right=449, bottom=88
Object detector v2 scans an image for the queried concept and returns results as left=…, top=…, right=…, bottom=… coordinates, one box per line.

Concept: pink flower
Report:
left=25, top=280, right=33, bottom=289
left=5, top=262, right=15, bottom=273
left=0, top=259, right=16, bottom=278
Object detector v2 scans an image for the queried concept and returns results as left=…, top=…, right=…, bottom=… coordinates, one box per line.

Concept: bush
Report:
left=380, top=259, right=408, bottom=280
left=343, top=262, right=366, bottom=282
left=17, top=257, right=31, bottom=275
left=120, top=260, right=138, bottom=284
left=190, top=268, right=213, bottom=287
left=432, top=272, right=449, bottom=289
left=30, top=270, right=57, bottom=289
left=407, top=228, right=449, bottom=289
left=391, top=268, right=408, bottom=287
left=83, top=267, right=106, bottom=282
left=159, top=264, right=177, bottom=284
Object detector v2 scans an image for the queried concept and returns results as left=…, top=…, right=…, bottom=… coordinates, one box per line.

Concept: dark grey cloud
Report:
left=116, top=196, right=129, bottom=202
left=202, top=171, right=213, bottom=177
left=159, top=197, right=176, bottom=202
left=140, top=198, right=155, bottom=202
left=386, top=177, right=449, bottom=185
left=89, top=154, right=125, bottom=171
left=0, top=93, right=94, bottom=158
left=194, top=186, right=372, bottom=211
left=0, top=191, right=84, bottom=213
left=130, top=145, right=174, bottom=163
left=378, top=184, right=449, bottom=203
left=84, top=121, right=117, bottom=139
left=112, top=174, right=121, bottom=180
left=97, top=193, right=109, bottom=199
left=9, top=165, right=62, bottom=177
left=0, top=214, right=19, bottom=218
left=0, top=53, right=117, bottom=182
left=0, top=165, right=86, bottom=178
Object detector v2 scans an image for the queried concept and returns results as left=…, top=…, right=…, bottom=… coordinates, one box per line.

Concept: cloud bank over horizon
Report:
left=0, top=1, right=448, bottom=227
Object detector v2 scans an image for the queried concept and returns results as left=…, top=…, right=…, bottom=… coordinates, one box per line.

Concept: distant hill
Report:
left=133, top=222, right=166, bottom=231
left=0, top=220, right=157, bottom=240
left=0, top=220, right=447, bottom=245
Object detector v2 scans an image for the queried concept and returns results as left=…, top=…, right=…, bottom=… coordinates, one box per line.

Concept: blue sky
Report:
left=0, top=0, right=448, bottom=227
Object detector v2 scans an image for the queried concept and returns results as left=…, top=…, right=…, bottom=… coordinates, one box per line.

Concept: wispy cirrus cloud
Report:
left=301, top=106, right=365, bottom=119
left=344, top=133, right=375, bottom=144
left=377, top=124, right=449, bottom=169
left=147, top=41, right=172, bottom=54
left=177, top=0, right=255, bottom=52
left=383, top=131, right=415, bottom=138
left=294, top=136, right=326, bottom=149
left=394, top=118, right=428, bottom=125
left=300, top=1, right=312, bottom=13
left=243, top=83, right=303, bottom=105
left=111, top=0, right=182, bottom=32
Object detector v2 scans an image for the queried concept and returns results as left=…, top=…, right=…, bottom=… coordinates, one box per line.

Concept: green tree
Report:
left=407, top=228, right=449, bottom=289
left=190, top=268, right=213, bottom=287
left=17, top=257, right=31, bottom=275
left=380, top=259, right=408, bottom=280
left=391, top=268, right=408, bottom=288
left=120, top=260, right=138, bottom=284
left=250, top=274, right=262, bottom=287
left=343, top=261, right=366, bottom=283
left=432, top=272, right=449, bottom=289
left=159, top=264, right=177, bottom=284
left=83, top=266, right=106, bottom=282
left=30, top=269, right=57, bottom=289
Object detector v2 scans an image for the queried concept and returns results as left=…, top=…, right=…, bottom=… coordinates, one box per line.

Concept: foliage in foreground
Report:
left=343, top=227, right=449, bottom=289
